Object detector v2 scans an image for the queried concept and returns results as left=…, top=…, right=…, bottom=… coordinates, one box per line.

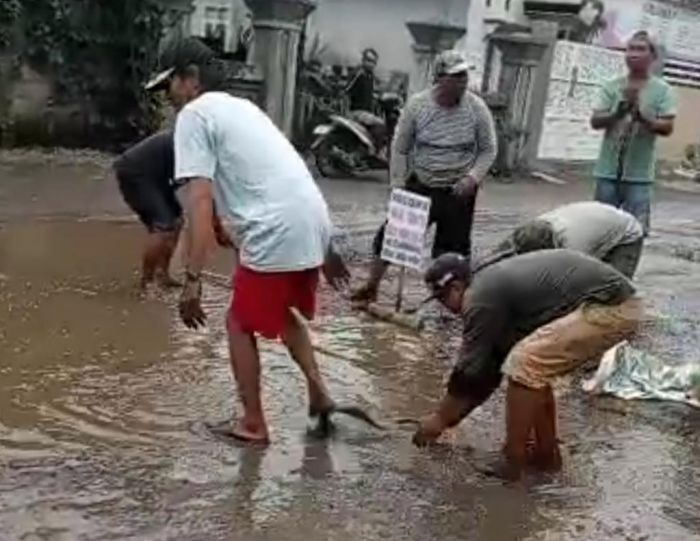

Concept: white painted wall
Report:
left=460, top=0, right=526, bottom=91
left=461, top=0, right=491, bottom=88
left=306, top=0, right=469, bottom=77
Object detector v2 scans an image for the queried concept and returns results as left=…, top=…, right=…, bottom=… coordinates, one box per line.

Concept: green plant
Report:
left=0, top=0, right=21, bottom=49
left=11, top=0, right=170, bottom=146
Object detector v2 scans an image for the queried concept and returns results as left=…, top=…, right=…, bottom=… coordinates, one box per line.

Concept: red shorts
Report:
left=229, top=266, right=320, bottom=339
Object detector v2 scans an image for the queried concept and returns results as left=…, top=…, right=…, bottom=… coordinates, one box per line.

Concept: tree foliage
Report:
left=4, top=0, right=168, bottom=147
left=0, top=0, right=22, bottom=48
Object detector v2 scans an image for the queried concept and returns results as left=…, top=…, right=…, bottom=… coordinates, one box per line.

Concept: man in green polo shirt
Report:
left=591, top=30, right=676, bottom=233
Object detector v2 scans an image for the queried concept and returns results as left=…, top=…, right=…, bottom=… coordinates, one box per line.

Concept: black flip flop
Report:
left=308, top=414, right=337, bottom=439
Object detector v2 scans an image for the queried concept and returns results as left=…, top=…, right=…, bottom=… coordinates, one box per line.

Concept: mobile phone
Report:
left=617, top=100, right=633, bottom=116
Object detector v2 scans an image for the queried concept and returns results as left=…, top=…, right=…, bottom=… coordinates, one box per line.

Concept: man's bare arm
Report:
left=591, top=109, right=623, bottom=130
left=389, top=100, right=417, bottom=187
left=211, top=205, right=236, bottom=249
left=591, top=81, right=628, bottom=131
left=639, top=114, right=674, bottom=136
left=469, top=96, right=498, bottom=184
left=184, top=178, right=215, bottom=276
left=412, top=390, right=488, bottom=447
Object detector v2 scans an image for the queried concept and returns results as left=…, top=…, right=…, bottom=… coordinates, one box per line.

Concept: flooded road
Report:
left=1, top=157, right=699, bottom=540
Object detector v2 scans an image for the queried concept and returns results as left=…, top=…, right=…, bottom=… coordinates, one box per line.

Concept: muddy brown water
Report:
left=1, top=218, right=699, bottom=539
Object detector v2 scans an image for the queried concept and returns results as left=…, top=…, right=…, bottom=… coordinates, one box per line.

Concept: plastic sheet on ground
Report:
left=583, top=341, right=700, bottom=408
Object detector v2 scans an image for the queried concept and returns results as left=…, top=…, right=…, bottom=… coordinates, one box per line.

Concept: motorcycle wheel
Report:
left=313, top=133, right=356, bottom=179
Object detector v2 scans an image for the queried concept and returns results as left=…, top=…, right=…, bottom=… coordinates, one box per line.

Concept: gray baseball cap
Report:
left=434, top=50, right=473, bottom=77
left=420, top=252, right=472, bottom=306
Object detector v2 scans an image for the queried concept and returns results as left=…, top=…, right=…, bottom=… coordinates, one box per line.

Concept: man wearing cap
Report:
left=412, top=250, right=643, bottom=481
left=352, top=50, right=497, bottom=304
left=154, top=39, right=351, bottom=444
left=479, top=201, right=644, bottom=278
left=591, top=30, right=676, bottom=233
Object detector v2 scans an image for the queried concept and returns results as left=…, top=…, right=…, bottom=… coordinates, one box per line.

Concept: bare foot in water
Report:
left=208, top=419, right=270, bottom=445
left=229, top=420, right=270, bottom=445
left=476, top=454, right=525, bottom=483
left=138, top=279, right=158, bottom=300
left=157, top=273, right=183, bottom=289
left=349, top=285, right=378, bottom=307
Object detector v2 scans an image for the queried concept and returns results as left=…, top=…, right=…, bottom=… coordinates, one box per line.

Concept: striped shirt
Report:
left=390, top=88, right=497, bottom=188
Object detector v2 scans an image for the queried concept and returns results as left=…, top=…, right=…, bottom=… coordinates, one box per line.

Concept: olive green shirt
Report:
left=449, top=250, right=636, bottom=399
left=593, top=76, right=676, bottom=184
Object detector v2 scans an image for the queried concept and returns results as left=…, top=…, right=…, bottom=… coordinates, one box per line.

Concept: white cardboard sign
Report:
left=380, top=188, right=431, bottom=271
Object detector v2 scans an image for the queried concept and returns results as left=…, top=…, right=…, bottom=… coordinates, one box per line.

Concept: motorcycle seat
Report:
left=349, top=110, right=384, bottom=128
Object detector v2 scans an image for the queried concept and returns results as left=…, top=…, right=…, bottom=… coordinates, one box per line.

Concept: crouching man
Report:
left=413, top=250, right=643, bottom=481
left=478, top=201, right=644, bottom=278
left=113, top=131, right=182, bottom=290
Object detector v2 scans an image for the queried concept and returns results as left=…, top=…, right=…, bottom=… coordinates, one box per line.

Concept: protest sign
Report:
left=380, top=188, right=431, bottom=271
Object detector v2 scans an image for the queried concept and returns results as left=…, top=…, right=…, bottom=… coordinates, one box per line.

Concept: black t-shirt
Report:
left=449, top=249, right=636, bottom=398
left=348, top=70, right=376, bottom=112
left=113, top=131, right=174, bottom=189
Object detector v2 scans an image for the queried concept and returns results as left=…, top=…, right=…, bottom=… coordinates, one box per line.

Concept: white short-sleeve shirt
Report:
left=174, top=92, right=331, bottom=272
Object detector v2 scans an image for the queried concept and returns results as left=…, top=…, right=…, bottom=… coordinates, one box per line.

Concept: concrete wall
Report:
left=659, top=85, right=700, bottom=159
left=461, top=0, right=513, bottom=90
left=306, top=0, right=468, bottom=77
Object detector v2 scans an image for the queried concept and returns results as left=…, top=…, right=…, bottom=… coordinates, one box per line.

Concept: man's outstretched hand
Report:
left=322, top=246, right=350, bottom=291
left=412, top=413, right=447, bottom=447
left=412, top=395, right=472, bottom=447
left=179, top=277, right=207, bottom=329
left=213, top=224, right=234, bottom=248
left=212, top=217, right=235, bottom=249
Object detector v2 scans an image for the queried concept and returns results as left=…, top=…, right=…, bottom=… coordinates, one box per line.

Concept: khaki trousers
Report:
left=502, top=297, right=644, bottom=389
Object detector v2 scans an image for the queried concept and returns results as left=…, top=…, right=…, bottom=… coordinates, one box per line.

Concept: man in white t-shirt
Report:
left=152, top=39, right=349, bottom=444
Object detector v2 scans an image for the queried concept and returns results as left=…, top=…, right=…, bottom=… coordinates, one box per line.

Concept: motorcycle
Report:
left=311, top=92, right=402, bottom=178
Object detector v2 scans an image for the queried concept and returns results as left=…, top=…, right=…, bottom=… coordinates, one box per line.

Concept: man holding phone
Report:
left=590, top=31, right=676, bottom=234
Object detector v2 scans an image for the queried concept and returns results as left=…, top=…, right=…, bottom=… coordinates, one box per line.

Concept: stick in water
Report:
left=395, top=266, right=406, bottom=313
left=313, top=404, right=386, bottom=437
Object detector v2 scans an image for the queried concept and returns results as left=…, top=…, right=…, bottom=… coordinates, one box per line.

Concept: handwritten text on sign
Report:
left=380, top=189, right=431, bottom=271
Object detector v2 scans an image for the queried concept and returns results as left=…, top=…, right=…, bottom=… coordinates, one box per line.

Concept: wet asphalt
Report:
left=0, top=154, right=699, bottom=540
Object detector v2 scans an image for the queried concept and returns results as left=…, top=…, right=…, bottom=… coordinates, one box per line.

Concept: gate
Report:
left=537, top=41, right=625, bottom=162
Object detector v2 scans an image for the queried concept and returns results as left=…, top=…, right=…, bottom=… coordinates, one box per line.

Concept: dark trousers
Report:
left=116, top=172, right=182, bottom=233
left=372, top=176, right=477, bottom=260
